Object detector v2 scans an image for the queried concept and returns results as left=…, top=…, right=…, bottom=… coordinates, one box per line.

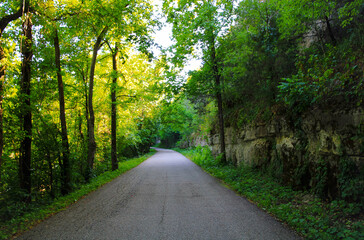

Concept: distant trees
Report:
left=156, top=97, right=198, bottom=148
left=163, top=0, right=236, bottom=163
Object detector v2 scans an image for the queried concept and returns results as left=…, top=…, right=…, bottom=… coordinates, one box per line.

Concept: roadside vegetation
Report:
left=163, top=2, right=364, bottom=238
left=177, top=146, right=363, bottom=240
left=1, top=1, right=163, bottom=238
left=0, top=150, right=155, bottom=240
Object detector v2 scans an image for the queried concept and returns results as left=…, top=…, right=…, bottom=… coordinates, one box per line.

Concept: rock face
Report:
left=187, top=107, right=364, bottom=199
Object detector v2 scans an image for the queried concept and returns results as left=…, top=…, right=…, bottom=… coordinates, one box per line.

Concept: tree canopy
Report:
left=0, top=0, right=162, bottom=210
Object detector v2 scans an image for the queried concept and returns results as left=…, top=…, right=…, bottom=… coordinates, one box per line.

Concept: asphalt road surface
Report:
left=17, top=148, right=300, bottom=240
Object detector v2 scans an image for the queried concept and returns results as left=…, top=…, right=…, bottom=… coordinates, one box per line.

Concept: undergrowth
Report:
left=177, top=146, right=363, bottom=240
left=0, top=150, right=155, bottom=240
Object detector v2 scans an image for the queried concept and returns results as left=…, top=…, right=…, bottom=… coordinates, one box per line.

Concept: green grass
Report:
left=0, top=150, right=155, bottom=240
left=176, top=146, right=363, bottom=240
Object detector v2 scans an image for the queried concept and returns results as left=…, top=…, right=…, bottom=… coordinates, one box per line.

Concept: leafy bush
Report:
left=338, top=157, right=364, bottom=204
left=278, top=45, right=363, bottom=115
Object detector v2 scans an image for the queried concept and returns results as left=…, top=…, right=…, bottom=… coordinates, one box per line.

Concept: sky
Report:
left=151, top=0, right=202, bottom=77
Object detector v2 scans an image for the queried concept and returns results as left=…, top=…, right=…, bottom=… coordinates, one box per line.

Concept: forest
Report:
left=0, top=0, right=363, bottom=238
left=0, top=0, right=166, bottom=223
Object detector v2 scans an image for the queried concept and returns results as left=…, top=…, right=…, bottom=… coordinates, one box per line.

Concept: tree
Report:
left=163, top=0, right=236, bottom=163
left=54, top=28, right=71, bottom=195
left=111, top=51, right=162, bottom=157
left=31, top=0, right=82, bottom=195
left=212, top=0, right=298, bottom=126
left=275, top=0, right=363, bottom=47
left=157, top=97, right=198, bottom=148
left=19, top=5, right=32, bottom=202
left=75, top=0, right=155, bottom=178
left=108, top=42, right=119, bottom=171
left=0, top=0, right=24, bottom=183
left=0, top=0, right=163, bottom=223
left=86, top=26, right=108, bottom=179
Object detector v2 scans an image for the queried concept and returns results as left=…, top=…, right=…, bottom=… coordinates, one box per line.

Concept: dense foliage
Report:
left=155, top=97, right=198, bottom=148
left=184, top=0, right=363, bottom=127
left=0, top=0, right=166, bottom=227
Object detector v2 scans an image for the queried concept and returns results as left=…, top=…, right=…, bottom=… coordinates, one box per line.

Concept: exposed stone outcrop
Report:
left=186, top=107, right=364, bottom=199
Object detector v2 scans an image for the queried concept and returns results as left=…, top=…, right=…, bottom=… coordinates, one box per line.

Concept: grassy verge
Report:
left=176, top=147, right=363, bottom=240
left=0, top=150, right=155, bottom=240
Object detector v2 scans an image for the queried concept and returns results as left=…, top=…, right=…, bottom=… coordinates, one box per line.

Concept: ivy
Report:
left=338, top=157, right=364, bottom=204
left=278, top=44, right=364, bottom=114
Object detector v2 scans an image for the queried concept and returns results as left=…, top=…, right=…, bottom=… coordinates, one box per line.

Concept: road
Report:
left=17, top=148, right=300, bottom=240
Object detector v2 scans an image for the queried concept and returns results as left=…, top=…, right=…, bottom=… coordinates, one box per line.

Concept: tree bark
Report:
left=210, top=38, right=226, bottom=164
left=86, top=26, right=108, bottom=180
left=0, top=47, right=4, bottom=183
left=82, top=72, right=88, bottom=141
left=111, top=44, right=118, bottom=171
left=46, top=151, right=54, bottom=198
left=325, top=16, right=336, bottom=46
left=54, top=29, right=71, bottom=195
left=83, top=73, right=89, bottom=180
left=19, top=13, right=33, bottom=202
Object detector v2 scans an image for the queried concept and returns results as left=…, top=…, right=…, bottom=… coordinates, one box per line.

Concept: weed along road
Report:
left=17, top=148, right=300, bottom=240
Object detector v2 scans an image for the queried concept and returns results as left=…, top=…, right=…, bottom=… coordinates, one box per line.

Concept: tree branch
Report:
left=0, top=3, right=24, bottom=37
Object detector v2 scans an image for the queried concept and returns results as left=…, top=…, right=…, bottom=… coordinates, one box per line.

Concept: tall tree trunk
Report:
left=54, top=29, right=71, bottom=195
left=210, top=38, right=226, bottom=164
left=86, top=26, right=108, bottom=180
left=19, top=13, right=33, bottom=202
left=82, top=72, right=88, bottom=141
left=78, top=111, right=84, bottom=140
left=111, top=44, right=118, bottom=171
left=83, top=74, right=89, bottom=180
left=46, top=152, right=54, bottom=198
left=0, top=0, right=24, bottom=185
left=325, top=16, right=336, bottom=46
left=0, top=46, right=4, bottom=183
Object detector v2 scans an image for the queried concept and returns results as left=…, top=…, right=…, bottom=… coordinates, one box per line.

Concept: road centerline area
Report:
left=17, top=148, right=300, bottom=240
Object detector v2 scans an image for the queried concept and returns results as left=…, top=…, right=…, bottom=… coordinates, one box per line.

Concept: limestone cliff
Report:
left=186, top=107, right=364, bottom=199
